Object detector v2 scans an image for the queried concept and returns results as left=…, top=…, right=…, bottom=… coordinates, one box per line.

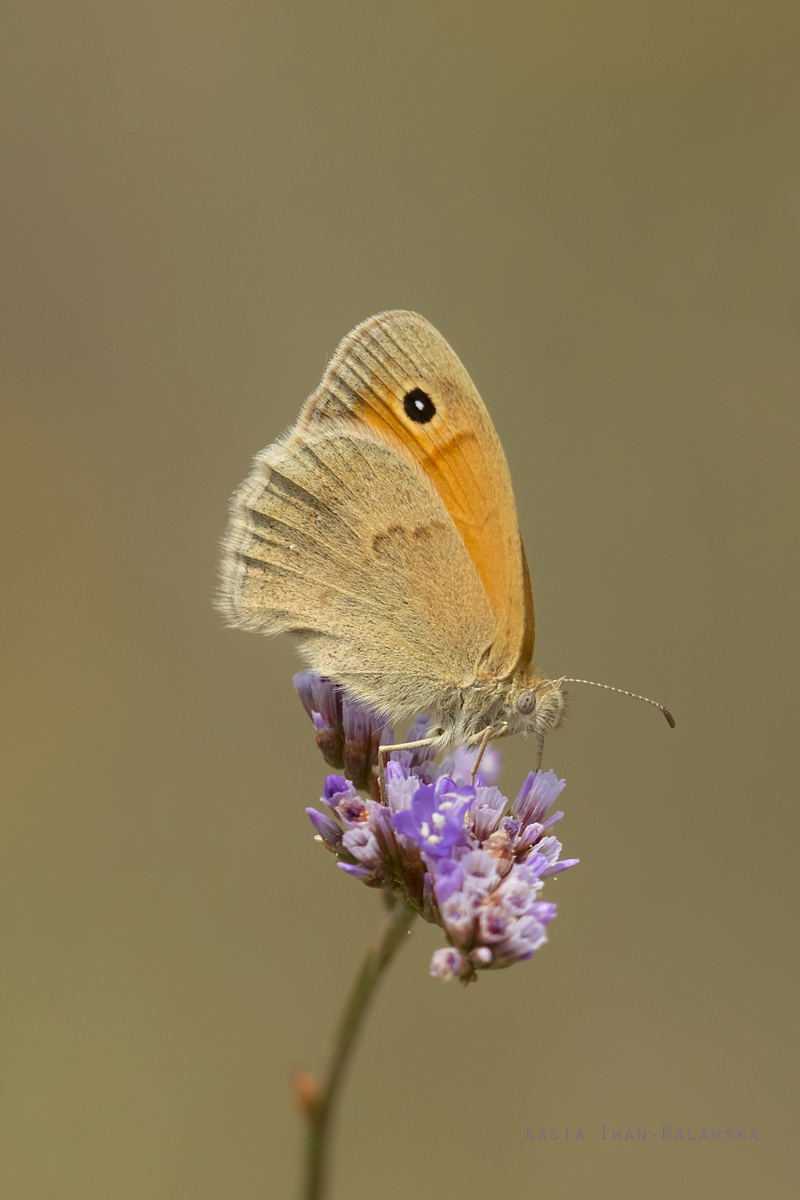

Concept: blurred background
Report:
left=1, top=2, right=798, bottom=1197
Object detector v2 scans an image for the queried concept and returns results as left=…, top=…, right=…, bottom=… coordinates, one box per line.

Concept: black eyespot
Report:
left=403, top=388, right=436, bottom=424
left=516, top=691, right=536, bottom=715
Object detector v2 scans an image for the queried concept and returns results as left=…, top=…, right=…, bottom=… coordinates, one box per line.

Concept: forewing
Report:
left=294, top=310, right=535, bottom=677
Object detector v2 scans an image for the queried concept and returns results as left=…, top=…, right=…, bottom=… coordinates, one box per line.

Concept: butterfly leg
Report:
left=377, top=733, right=443, bottom=804
left=535, top=736, right=544, bottom=772
left=467, top=721, right=509, bottom=785
left=468, top=725, right=495, bottom=785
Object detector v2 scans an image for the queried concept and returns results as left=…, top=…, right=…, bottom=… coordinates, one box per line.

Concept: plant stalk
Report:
left=302, top=897, right=417, bottom=1200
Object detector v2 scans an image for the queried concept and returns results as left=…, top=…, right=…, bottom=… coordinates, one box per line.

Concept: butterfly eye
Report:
left=403, top=388, right=436, bottom=424
left=516, top=691, right=536, bottom=715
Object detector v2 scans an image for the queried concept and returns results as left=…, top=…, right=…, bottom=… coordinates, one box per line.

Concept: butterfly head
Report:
left=508, top=673, right=566, bottom=740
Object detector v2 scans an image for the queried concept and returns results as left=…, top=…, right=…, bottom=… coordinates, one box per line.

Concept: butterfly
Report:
left=219, top=311, right=672, bottom=773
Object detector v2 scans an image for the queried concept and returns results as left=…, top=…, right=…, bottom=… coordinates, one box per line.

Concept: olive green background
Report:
left=1, top=3, right=798, bottom=1197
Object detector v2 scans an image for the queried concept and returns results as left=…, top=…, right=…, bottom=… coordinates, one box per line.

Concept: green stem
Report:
left=303, top=897, right=418, bottom=1200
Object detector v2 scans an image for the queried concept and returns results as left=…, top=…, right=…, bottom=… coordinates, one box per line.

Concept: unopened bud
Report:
left=290, top=1068, right=321, bottom=1119
left=485, top=829, right=514, bottom=876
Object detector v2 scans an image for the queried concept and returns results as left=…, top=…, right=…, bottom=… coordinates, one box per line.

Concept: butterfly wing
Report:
left=293, top=310, right=534, bottom=678
left=219, top=422, right=496, bottom=721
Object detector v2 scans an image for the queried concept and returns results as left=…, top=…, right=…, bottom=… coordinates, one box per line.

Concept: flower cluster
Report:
left=296, top=673, right=578, bottom=983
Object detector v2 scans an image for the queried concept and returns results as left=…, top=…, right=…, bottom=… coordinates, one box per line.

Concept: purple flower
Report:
left=294, top=672, right=345, bottom=769
left=341, top=824, right=384, bottom=871
left=383, top=760, right=424, bottom=813
left=305, top=807, right=343, bottom=848
left=298, top=674, right=579, bottom=982
left=337, top=862, right=373, bottom=881
left=471, top=784, right=509, bottom=841
left=392, top=779, right=474, bottom=859
left=512, top=769, right=566, bottom=829
left=322, top=774, right=356, bottom=807
left=333, top=792, right=371, bottom=827
left=428, top=857, right=464, bottom=904
left=489, top=912, right=550, bottom=965
left=430, top=947, right=470, bottom=981
left=540, top=858, right=580, bottom=878
left=342, top=694, right=391, bottom=795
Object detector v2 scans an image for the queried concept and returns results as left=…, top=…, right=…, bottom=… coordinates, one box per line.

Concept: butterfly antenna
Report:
left=560, top=679, right=675, bottom=728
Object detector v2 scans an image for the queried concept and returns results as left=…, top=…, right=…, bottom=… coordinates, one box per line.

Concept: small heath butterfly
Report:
left=219, top=312, right=672, bottom=769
